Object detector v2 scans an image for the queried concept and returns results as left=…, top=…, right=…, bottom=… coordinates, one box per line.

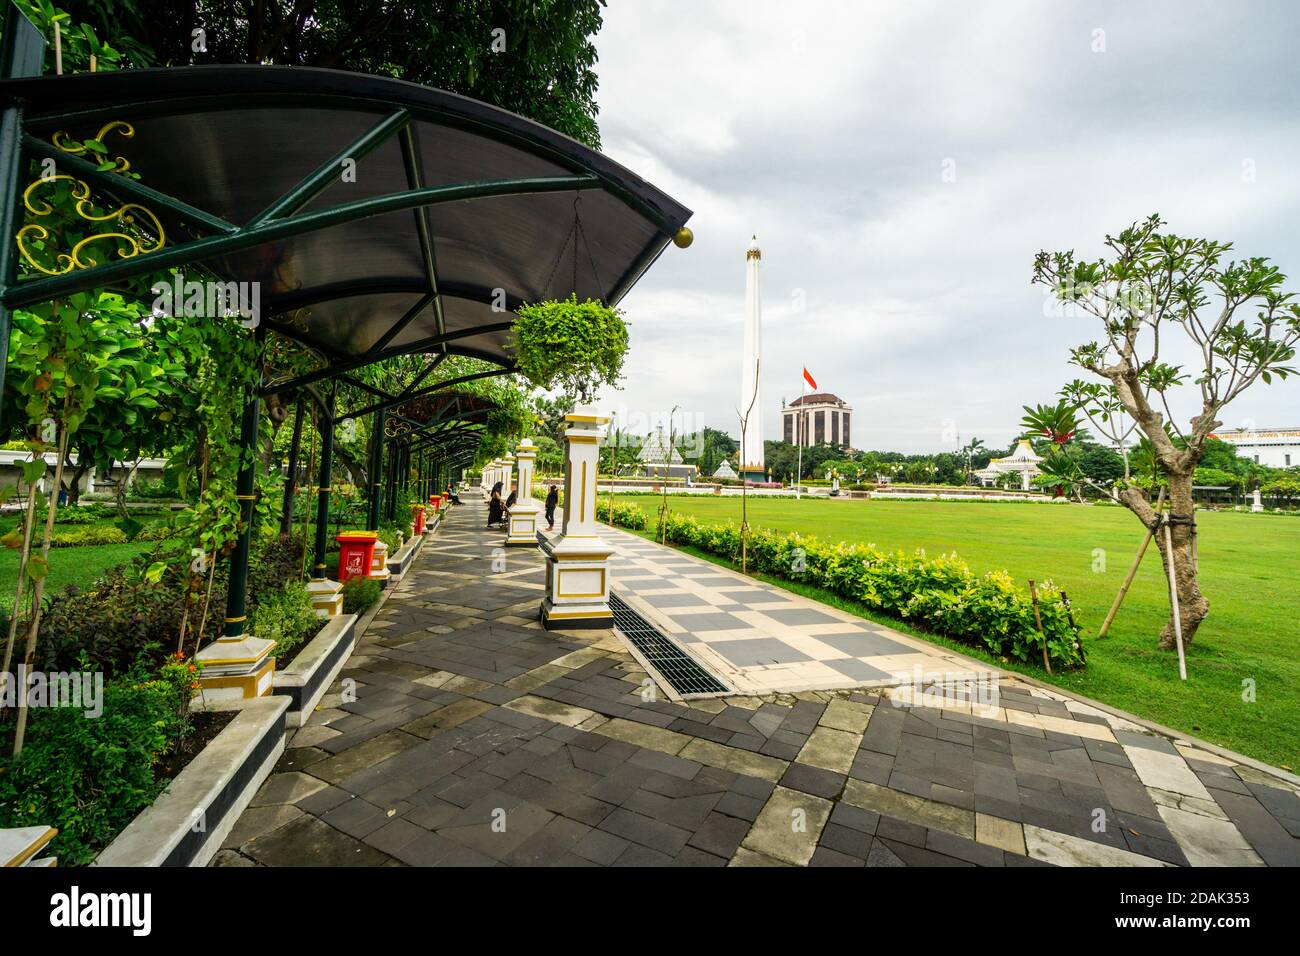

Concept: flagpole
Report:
left=795, top=365, right=803, bottom=501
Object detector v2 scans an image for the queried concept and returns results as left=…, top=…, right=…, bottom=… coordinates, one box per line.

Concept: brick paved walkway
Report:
left=215, top=500, right=1300, bottom=867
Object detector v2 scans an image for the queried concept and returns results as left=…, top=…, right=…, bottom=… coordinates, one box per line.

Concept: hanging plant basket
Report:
left=511, top=295, right=628, bottom=401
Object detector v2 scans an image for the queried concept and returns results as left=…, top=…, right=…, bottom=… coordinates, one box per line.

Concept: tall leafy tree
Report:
left=67, top=0, right=606, bottom=146
left=1034, top=214, right=1300, bottom=651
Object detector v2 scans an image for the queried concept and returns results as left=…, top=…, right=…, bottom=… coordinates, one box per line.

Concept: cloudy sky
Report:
left=588, top=0, right=1300, bottom=454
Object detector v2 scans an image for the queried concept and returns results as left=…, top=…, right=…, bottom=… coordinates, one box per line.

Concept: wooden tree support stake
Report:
left=1162, top=521, right=1188, bottom=681
left=1098, top=487, right=1165, bottom=639
left=1029, top=579, right=1051, bottom=675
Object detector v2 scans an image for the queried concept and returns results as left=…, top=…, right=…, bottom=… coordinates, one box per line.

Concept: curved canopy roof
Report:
left=2, top=65, right=692, bottom=392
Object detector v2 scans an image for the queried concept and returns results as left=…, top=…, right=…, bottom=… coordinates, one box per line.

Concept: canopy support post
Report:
left=306, top=382, right=343, bottom=617
left=280, top=394, right=305, bottom=535
left=367, top=407, right=386, bottom=530
left=196, top=325, right=276, bottom=699
left=0, top=3, right=47, bottom=420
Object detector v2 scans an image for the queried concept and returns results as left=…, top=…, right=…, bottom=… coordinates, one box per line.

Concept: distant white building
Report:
left=1213, top=427, right=1300, bottom=468
left=0, top=450, right=168, bottom=496
left=782, top=392, right=853, bottom=449
left=972, top=440, right=1043, bottom=490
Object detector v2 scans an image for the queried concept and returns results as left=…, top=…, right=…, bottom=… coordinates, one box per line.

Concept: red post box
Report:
left=336, top=530, right=379, bottom=582
left=431, top=494, right=442, bottom=511
left=412, top=504, right=426, bottom=535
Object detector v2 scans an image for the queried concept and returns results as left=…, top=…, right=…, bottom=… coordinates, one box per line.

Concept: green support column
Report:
left=279, top=394, right=305, bottom=535
left=384, top=440, right=397, bottom=521
left=196, top=326, right=277, bottom=699
left=222, top=326, right=266, bottom=638
left=306, top=383, right=343, bottom=617
left=0, top=5, right=47, bottom=419
left=367, top=408, right=386, bottom=530
left=312, top=383, right=336, bottom=578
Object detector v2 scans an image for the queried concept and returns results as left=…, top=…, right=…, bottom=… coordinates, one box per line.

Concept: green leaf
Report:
left=25, top=555, right=49, bottom=582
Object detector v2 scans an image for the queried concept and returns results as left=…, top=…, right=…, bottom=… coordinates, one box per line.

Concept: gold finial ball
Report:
left=673, top=226, right=694, bottom=249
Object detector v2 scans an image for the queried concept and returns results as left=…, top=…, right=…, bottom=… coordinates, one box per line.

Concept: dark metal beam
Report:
left=337, top=368, right=510, bottom=421
left=24, top=134, right=238, bottom=237
left=248, top=109, right=410, bottom=226
left=366, top=291, right=434, bottom=356
left=6, top=174, right=601, bottom=309
left=258, top=322, right=512, bottom=396
left=398, top=125, right=447, bottom=342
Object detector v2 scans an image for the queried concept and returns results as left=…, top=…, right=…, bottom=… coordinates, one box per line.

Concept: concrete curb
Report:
left=95, top=695, right=289, bottom=867
left=273, top=613, right=358, bottom=728
left=386, top=529, right=425, bottom=582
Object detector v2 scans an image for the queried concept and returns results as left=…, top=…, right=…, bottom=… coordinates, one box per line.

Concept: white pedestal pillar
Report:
left=502, top=453, right=515, bottom=498
left=506, top=439, right=540, bottom=546
left=1252, top=489, right=1263, bottom=513
left=540, top=406, right=613, bottom=629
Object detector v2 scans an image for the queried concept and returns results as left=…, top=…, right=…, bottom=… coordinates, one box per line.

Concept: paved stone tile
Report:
left=243, top=814, right=396, bottom=866
left=222, top=804, right=304, bottom=849
left=679, top=738, right=788, bottom=783
left=818, top=698, right=875, bottom=734
left=573, top=827, right=630, bottom=865
left=1155, top=804, right=1264, bottom=867
left=1023, top=824, right=1167, bottom=867
left=809, top=846, right=865, bottom=867
left=687, top=812, right=751, bottom=859
left=780, top=762, right=846, bottom=799
left=818, top=821, right=873, bottom=859
left=975, top=813, right=1025, bottom=855
left=796, top=726, right=861, bottom=774
left=251, top=771, right=330, bottom=807
left=740, top=786, right=833, bottom=865
left=843, top=779, right=975, bottom=839
left=599, top=808, right=692, bottom=856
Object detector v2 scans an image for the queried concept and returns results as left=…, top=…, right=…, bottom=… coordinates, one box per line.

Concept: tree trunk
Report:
left=1122, top=472, right=1208, bottom=650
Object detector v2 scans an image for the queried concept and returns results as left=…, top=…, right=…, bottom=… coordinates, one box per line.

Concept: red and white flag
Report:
left=802, top=366, right=818, bottom=392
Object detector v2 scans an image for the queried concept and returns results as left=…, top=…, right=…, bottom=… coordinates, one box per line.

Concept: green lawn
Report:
left=0, top=540, right=153, bottom=612
left=630, top=495, right=1300, bottom=770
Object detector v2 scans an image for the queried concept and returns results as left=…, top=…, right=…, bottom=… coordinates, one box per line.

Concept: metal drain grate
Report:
left=609, top=592, right=728, bottom=696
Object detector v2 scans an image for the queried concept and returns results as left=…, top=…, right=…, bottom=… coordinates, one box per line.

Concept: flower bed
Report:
left=604, top=505, right=1084, bottom=668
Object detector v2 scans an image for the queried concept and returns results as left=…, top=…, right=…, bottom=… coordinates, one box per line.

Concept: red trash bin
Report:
left=412, top=504, right=426, bottom=535
left=336, top=530, right=379, bottom=582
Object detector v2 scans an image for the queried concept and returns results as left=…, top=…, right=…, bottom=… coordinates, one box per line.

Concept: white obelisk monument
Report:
left=740, top=235, right=765, bottom=481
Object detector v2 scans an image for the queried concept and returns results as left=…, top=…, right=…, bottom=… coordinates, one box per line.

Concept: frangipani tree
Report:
left=1033, top=214, right=1300, bottom=650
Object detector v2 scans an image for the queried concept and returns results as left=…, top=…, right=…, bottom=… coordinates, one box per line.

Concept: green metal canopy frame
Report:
left=0, top=4, right=692, bottom=643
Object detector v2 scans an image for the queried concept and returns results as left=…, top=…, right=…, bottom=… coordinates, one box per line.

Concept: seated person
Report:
left=487, top=487, right=505, bottom=527
left=504, top=489, right=517, bottom=515
left=446, top=484, right=461, bottom=505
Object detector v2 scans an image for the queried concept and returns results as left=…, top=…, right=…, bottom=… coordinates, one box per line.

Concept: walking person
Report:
left=544, top=483, right=559, bottom=532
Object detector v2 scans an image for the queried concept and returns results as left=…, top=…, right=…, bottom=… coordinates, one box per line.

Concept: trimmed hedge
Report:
left=597, top=497, right=648, bottom=529
left=604, top=505, right=1083, bottom=668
